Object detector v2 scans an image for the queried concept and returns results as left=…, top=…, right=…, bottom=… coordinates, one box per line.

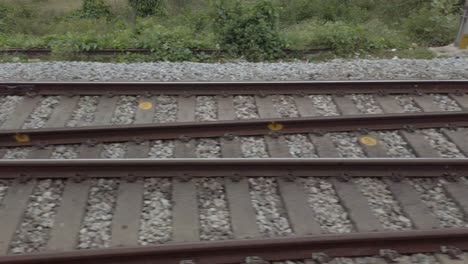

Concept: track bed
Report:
left=0, top=81, right=467, bottom=263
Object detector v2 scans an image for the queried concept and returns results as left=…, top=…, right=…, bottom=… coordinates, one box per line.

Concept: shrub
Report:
left=0, top=3, right=37, bottom=34
left=73, top=0, right=111, bottom=19
left=403, top=8, right=458, bottom=46
left=283, top=19, right=409, bottom=55
left=129, top=0, right=166, bottom=17
left=0, top=33, right=47, bottom=48
left=430, top=0, right=461, bottom=15
left=316, top=23, right=369, bottom=55
left=279, top=0, right=374, bottom=25
left=214, top=0, right=286, bottom=61
left=0, top=4, right=9, bottom=33
left=133, top=23, right=197, bottom=61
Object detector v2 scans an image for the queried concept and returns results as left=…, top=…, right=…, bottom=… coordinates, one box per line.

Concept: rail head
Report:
left=1, top=112, right=466, bottom=147
left=0, top=228, right=466, bottom=264
left=0, top=158, right=466, bottom=179
left=0, top=80, right=467, bottom=95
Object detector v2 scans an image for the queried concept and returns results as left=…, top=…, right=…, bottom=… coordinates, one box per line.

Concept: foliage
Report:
left=214, top=0, right=286, bottom=61
left=403, top=8, right=458, bottom=46
left=128, top=0, right=166, bottom=17
left=132, top=24, right=196, bottom=61
left=279, top=0, right=374, bottom=24
left=430, top=0, right=462, bottom=15
left=0, top=4, right=9, bottom=33
left=0, top=3, right=8, bottom=18
left=0, top=0, right=465, bottom=61
left=72, top=0, right=111, bottom=19
left=283, top=19, right=409, bottom=55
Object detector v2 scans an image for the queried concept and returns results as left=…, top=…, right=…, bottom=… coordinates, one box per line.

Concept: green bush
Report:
left=0, top=33, right=47, bottom=48
left=0, top=3, right=37, bottom=34
left=403, top=8, right=458, bottom=46
left=72, top=0, right=112, bottom=19
left=214, top=0, right=286, bottom=61
left=283, top=19, right=409, bottom=55
left=0, top=0, right=464, bottom=62
left=430, top=0, right=461, bottom=15
left=0, top=4, right=9, bottom=33
left=133, top=24, right=195, bottom=61
left=279, top=0, right=374, bottom=24
left=315, top=22, right=369, bottom=55
left=129, top=0, right=166, bottom=17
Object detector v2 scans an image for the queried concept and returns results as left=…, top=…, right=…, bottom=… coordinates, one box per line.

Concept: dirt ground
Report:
left=429, top=44, right=468, bottom=58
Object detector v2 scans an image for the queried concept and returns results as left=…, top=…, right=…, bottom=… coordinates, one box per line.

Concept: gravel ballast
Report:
left=2, top=59, right=468, bottom=257
left=197, top=178, right=232, bottom=241
left=67, top=96, right=99, bottom=127
left=409, top=178, right=468, bottom=228
left=0, top=96, right=23, bottom=126
left=394, top=95, right=422, bottom=112
left=377, top=131, right=416, bottom=158
left=273, top=95, right=299, bottom=117
left=349, top=94, right=383, bottom=114
left=301, top=177, right=354, bottom=233
left=430, top=94, right=462, bottom=111
left=148, top=140, right=174, bottom=158
left=420, top=129, right=465, bottom=158
left=275, top=254, right=441, bottom=264
left=241, top=137, right=269, bottom=158
left=196, top=139, right=221, bottom=158
left=354, top=178, right=413, bottom=230
left=308, top=95, right=339, bottom=116
left=233, top=95, right=259, bottom=119
left=139, top=178, right=172, bottom=245
left=111, top=96, right=137, bottom=125
left=22, top=96, right=60, bottom=129
left=101, top=143, right=126, bottom=159
left=396, top=254, right=440, bottom=264
left=0, top=180, right=8, bottom=204
left=50, top=145, right=79, bottom=159
left=2, top=147, right=32, bottom=159
left=78, top=179, right=119, bottom=249
left=249, top=177, right=293, bottom=237
left=196, top=96, right=218, bottom=121
left=329, top=132, right=366, bottom=158
left=9, top=179, right=65, bottom=254
left=284, top=134, right=318, bottom=158
left=3, top=59, right=468, bottom=81
left=154, top=96, right=177, bottom=123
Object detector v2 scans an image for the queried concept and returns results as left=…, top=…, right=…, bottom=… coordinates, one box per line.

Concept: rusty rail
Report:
left=0, top=228, right=466, bottom=264
left=0, top=47, right=330, bottom=57
left=1, top=111, right=467, bottom=147
left=0, top=158, right=466, bottom=179
left=0, top=80, right=467, bottom=95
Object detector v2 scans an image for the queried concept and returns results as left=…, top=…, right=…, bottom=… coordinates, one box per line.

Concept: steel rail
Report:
left=0, top=158, right=466, bottom=179
left=1, top=111, right=467, bottom=147
left=0, top=47, right=330, bottom=56
left=0, top=80, right=467, bottom=95
left=0, top=228, right=467, bottom=264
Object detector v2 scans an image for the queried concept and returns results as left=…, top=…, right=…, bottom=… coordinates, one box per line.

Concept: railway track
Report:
left=0, top=80, right=467, bottom=263
left=0, top=159, right=467, bottom=263
left=0, top=47, right=330, bottom=57
left=0, top=81, right=467, bottom=159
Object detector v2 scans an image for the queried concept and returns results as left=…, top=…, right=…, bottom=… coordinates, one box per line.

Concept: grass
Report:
left=1, top=0, right=128, bottom=13
left=0, top=0, right=463, bottom=62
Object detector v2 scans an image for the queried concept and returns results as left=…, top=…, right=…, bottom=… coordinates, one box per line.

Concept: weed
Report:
left=129, top=0, right=166, bottom=17
left=283, top=19, right=409, bottom=55
left=404, top=8, right=459, bottom=46
left=214, top=0, right=286, bottom=61
left=0, top=0, right=464, bottom=61
left=71, top=0, right=112, bottom=19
